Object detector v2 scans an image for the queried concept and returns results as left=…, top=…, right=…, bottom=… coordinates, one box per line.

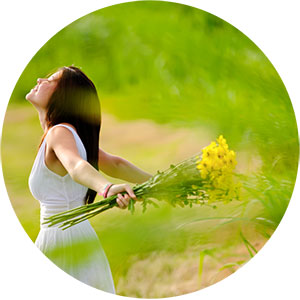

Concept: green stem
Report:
left=61, top=203, right=116, bottom=230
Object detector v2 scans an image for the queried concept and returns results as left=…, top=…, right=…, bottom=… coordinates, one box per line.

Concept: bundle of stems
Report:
left=43, top=136, right=240, bottom=230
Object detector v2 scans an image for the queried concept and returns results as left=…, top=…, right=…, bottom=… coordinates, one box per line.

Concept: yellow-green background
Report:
left=1, top=1, right=298, bottom=297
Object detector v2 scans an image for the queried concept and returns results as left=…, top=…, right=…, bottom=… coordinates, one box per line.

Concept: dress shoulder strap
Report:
left=51, top=124, right=77, bottom=135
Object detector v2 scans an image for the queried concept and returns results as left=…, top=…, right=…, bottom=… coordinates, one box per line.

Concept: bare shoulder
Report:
left=47, top=125, right=70, bottom=138
left=46, top=124, right=77, bottom=149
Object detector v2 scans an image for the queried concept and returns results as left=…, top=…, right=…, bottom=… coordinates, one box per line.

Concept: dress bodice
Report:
left=29, top=124, right=88, bottom=227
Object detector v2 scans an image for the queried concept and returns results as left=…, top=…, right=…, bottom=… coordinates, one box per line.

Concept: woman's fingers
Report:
left=116, top=193, right=130, bottom=209
left=116, top=198, right=125, bottom=209
left=107, top=183, right=137, bottom=209
left=116, top=193, right=125, bottom=209
left=124, top=184, right=137, bottom=200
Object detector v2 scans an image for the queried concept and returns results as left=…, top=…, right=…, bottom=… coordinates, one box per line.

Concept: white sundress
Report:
left=29, top=124, right=116, bottom=294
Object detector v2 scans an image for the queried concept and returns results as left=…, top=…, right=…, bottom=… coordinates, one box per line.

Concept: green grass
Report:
left=9, top=1, right=298, bottom=174
left=1, top=105, right=295, bottom=296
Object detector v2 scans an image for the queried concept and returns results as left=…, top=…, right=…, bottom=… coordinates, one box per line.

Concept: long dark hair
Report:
left=42, top=66, right=101, bottom=204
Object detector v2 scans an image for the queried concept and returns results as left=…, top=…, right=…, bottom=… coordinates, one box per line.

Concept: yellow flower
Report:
left=195, top=135, right=240, bottom=203
left=200, top=167, right=208, bottom=179
left=216, top=146, right=226, bottom=158
left=217, top=135, right=224, bottom=142
left=217, top=135, right=228, bottom=149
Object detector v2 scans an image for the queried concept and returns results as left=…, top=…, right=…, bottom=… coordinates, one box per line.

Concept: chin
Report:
left=25, top=90, right=35, bottom=102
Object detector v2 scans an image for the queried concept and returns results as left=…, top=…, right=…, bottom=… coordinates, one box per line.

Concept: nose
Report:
left=37, top=78, right=45, bottom=84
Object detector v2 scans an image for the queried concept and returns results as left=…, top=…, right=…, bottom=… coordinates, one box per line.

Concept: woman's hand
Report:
left=106, top=184, right=137, bottom=209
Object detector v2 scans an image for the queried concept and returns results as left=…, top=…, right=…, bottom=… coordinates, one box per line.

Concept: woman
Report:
left=26, top=66, right=152, bottom=293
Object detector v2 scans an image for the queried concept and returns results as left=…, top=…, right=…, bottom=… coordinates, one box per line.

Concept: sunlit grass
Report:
left=1, top=101, right=296, bottom=296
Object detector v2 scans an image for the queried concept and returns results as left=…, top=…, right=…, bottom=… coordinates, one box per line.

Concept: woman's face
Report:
left=26, top=70, right=62, bottom=110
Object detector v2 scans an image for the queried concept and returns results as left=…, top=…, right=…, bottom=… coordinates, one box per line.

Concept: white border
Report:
left=0, top=1, right=299, bottom=299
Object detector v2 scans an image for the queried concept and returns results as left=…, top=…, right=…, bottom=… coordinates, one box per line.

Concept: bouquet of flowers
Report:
left=43, top=135, right=241, bottom=230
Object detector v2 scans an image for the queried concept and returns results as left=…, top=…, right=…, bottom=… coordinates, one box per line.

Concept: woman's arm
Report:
left=46, top=126, right=137, bottom=208
left=98, top=148, right=153, bottom=184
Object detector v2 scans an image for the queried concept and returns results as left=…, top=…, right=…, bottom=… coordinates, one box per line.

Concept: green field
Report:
left=1, top=1, right=298, bottom=297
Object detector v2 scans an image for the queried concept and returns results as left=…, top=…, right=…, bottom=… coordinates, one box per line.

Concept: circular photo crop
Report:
left=1, top=1, right=299, bottom=298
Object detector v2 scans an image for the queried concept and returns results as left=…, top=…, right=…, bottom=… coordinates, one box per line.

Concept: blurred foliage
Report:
left=9, top=1, right=299, bottom=175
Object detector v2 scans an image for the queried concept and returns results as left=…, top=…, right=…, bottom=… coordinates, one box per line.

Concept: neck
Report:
left=37, top=109, right=48, bottom=132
